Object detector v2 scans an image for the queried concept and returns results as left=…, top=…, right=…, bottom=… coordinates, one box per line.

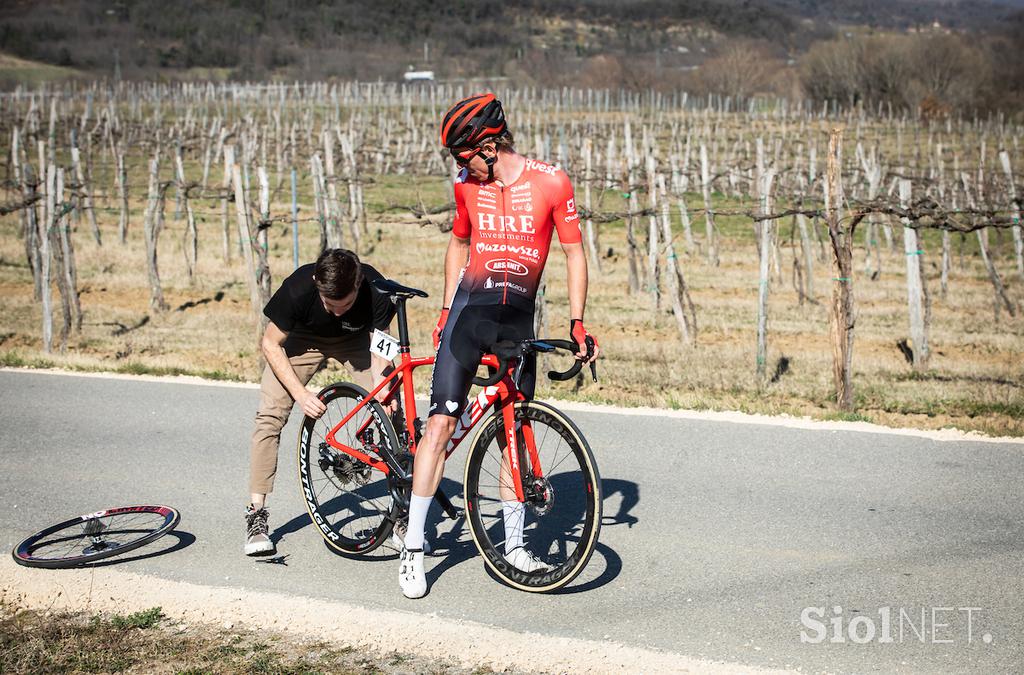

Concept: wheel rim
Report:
left=299, top=386, right=396, bottom=553
left=14, top=506, right=178, bottom=566
left=466, top=403, right=600, bottom=590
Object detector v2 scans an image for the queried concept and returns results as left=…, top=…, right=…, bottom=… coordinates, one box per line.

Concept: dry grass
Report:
left=0, top=172, right=1022, bottom=437
left=0, top=603, right=486, bottom=674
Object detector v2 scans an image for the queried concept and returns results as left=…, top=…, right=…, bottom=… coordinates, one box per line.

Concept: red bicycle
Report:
left=297, top=279, right=601, bottom=592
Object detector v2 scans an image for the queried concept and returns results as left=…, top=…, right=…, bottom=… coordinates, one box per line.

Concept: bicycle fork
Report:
left=496, top=401, right=545, bottom=505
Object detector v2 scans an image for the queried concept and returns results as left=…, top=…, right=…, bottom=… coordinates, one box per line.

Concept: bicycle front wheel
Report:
left=298, top=382, right=399, bottom=555
left=12, top=505, right=180, bottom=568
left=464, top=401, right=602, bottom=592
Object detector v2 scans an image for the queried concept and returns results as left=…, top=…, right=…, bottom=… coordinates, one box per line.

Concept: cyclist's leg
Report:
left=411, top=295, right=482, bottom=533
left=400, top=296, right=491, bottom=597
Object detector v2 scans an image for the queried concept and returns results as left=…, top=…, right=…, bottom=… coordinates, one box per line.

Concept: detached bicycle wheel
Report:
left=12, top=505, right=180, bottom=569
left=464, top=401, right=602, bottom=592
left=297, top=382, right=400, bottom=555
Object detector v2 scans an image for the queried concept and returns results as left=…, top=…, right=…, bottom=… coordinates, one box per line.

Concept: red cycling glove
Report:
left=570, top=319, right=599, bottom=361
left=432, top=308, right=450, bottom=350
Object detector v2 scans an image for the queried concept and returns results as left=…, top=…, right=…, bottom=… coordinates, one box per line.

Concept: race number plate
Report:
left=370, top=329, right=399, bottom=360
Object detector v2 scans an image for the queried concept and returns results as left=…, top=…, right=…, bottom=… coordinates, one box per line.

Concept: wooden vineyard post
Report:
left=899, top=180, right=930, bottom=370
left=291, top=167, right=299, bottom=269
left=657, top=174, right=697, bottom=345
left=961, top=172, right=1015, bottom=319
left=825, top=128, right=855, bottom=411
left=700, top=143, right=719, bottom=266
left=175, top=141, right=198, bottom=281
left=143, top=155, right=168, bottom=312
left=998, top=151, right=1024, bottom=282
left=323, top=131, right=344, bottom=249
left=233, top=160, right=269, bottom=368
left=623, top=123, right=641, bottom=294
left=40, top=163, right=54, bottom=352
left=645, top=156, right=661, bottom=311
left=256, top=166, right=273, bottom=307
left=15, top=132, right=43, bottom=301
left=55, top=167, right=82, bottom=335
left=756, top=165, right=776, bottom=381
left=115, top=144, right=129, bottom=244
left=795, top=198, right=815, bottom=303
left=70, top=132, right=101, bottom=246
left=221, top=144, right=234, bottom=262
left=582, top=138, right=601, bottom=272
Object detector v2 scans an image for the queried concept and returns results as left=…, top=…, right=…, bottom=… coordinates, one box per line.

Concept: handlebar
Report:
left=470, top=339, right=597, bottom=388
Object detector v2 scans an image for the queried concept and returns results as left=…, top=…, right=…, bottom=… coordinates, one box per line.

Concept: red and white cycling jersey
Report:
left=451, top=158, right=581, bottom=310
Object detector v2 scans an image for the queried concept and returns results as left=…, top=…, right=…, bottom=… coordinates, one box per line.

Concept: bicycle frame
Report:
left=321, top=303, right=542, bottom=503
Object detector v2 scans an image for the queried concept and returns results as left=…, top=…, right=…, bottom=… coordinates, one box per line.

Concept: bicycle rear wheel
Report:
left=298, top=382, right=399, bottom=555
left=464, top=401, right=601, bottom=592
left=12, top=505, right=180, bottom=569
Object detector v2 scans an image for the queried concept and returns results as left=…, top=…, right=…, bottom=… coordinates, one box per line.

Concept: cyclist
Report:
left=398, top=93, right=600, bottom=598
left=246, top=248, right=397, bottom=556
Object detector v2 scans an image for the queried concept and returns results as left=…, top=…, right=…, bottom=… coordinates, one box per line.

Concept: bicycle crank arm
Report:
left=433, top=488, right=462, bottom=520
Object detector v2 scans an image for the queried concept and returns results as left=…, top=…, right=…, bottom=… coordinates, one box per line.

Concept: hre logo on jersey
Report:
left=477, top=213, right=536, bottom=234
left=525, top=159, right=557, bottom=176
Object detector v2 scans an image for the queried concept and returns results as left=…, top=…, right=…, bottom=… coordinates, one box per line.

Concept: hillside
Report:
left=0, top=0, right=1018, bottom=85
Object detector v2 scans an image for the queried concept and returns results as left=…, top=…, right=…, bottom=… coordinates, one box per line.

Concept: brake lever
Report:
left=589, top=361, right=598, bottom=382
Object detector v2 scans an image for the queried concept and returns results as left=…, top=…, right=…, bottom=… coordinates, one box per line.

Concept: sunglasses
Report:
left=450, top=146, right=483, bottom=166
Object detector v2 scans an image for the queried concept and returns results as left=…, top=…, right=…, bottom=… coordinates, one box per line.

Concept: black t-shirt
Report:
left=263, top=263, right=395, bottom=339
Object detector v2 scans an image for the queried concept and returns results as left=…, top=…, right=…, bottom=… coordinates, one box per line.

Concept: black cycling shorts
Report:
left=428, top=290, right=536, bottom=419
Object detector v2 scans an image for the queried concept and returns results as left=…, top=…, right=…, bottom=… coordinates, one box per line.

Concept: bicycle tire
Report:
left=12, top=505, right=180, bottom=569
left=464, top=401, right=602, bottom=592
left=298, top=382, right=400, bottom=555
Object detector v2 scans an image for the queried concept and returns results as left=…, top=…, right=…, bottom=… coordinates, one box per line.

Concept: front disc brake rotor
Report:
left=525, top=476, right=554, bottom=516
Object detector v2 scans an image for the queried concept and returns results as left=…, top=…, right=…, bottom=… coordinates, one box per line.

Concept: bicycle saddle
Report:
left=372, top=278, right=429, bottom=299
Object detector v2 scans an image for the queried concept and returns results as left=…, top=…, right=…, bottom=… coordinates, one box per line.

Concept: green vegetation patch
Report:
left=0, top=603, right=489, bottom=675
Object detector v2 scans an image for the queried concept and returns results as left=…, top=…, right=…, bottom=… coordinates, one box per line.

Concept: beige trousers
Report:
left=249, top=333, right=373, bottom=495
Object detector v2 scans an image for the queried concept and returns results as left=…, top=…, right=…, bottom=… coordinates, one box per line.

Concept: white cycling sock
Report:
left=405, top=493, right=432, bottom=551
left=502, top=500, right=526, bottom=553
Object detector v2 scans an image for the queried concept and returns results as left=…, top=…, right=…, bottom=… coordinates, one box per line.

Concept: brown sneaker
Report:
left=245, top=506, right=275, bottom=556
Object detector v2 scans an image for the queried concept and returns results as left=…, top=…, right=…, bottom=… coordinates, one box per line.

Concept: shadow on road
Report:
left=271, top=475, right=636, bottom=596
left=601, top=478, right=640, bottom=529
left=551, top=542, right=623, bottom=594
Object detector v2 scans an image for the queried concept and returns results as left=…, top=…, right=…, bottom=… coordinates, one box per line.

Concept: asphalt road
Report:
left=1, top=370, right=1021, bottom=673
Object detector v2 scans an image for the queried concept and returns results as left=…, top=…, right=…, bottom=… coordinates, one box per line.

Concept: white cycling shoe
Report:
left=504, top=545, right=551, bottom=573
left=398, top=547, right=427, bottom=599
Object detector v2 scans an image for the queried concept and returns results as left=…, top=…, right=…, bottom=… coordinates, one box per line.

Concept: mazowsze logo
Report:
left=476, top=242, right=541, bottom=260
left=566, top=198, right=575, bottom=211
left=485, top=259, right=529, bottom=276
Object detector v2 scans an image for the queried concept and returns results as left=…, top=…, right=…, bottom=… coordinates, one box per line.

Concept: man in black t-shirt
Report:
left=245, top=248, right=397, bottom=556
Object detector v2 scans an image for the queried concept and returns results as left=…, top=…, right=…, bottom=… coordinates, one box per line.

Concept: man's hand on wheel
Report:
left=298, top=390, right=327, bottom=419
left=570, top=319, right=600, bottom=364
left=374, top=389, right=399, bottom=414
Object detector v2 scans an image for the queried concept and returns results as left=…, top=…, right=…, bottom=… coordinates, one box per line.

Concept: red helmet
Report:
left=440, top=93, right=507, bottom=148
